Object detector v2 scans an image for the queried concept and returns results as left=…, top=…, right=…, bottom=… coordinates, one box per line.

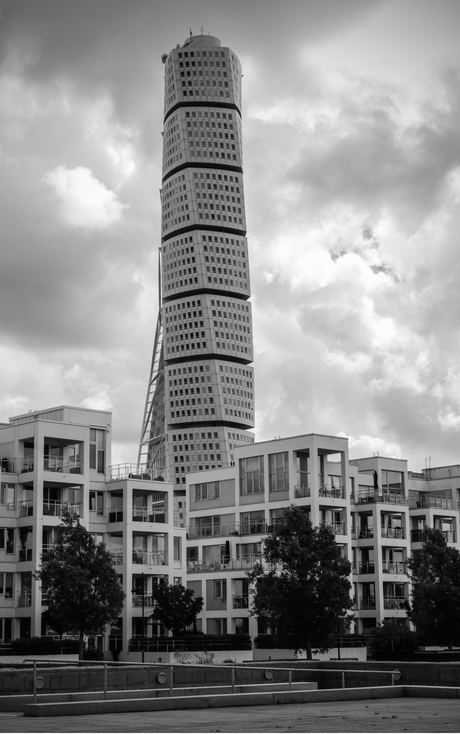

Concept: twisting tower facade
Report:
left=139, top=33, right=254, bottom=509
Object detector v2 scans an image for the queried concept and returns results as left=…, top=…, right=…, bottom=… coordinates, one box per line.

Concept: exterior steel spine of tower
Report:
left=139, top=33, right=254, bottom=500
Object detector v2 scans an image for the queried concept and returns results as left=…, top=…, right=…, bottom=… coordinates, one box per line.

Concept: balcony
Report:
left=294, top=484, right=310, bottom=498
left=110, top=550, right=123, bottom=565
left=108, top=509, right=124, bottom=523
left=410, top=494, right=457, bottom=510
left=132, top=550, right=167, bottom=565
left=382, top=562, right=407, bottom=574
left=240, top=519, right=267, bottom=536
left=323, top=522, right=346, bottom=535
left=20, top=457, right=34, bottom=473
left=18, top=500, right=34, bottom=517
left=44, top=456, right=82, bottom=474
left=109, top=463, right=154, bottom=481
left=380, top=527, right=405, bottom=540
left=356, top=490, right=407, bottom=506
left=188, top=522, right=240, bottom=539
left=319, top=485, right=345, bottom=499
left=19, top=547, right=33, bottom=562
left=1, top=456, right=15, bottom=473
left=132, top=594, right=155, bottom=607
left=383, top=596, right=408, bottom=610
left=358, top=528, right=374, bottom=539
left=359, top=596, right=376, bottom=610
left=187, top=556, right=262, bottom=573
left=233, top=595, right=249, bottom=609
left=132, top=507, right=166, bottom=524
left=43, top=501, right=81, bottom=517
left=411, top=529, right=455, bottom=543
left=358, top=562, right=375, bottom=575
left=18, top=593, right=32, bottom=608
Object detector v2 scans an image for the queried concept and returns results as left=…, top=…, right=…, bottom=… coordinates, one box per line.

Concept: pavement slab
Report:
left=0, top=697, right=460, bottom=733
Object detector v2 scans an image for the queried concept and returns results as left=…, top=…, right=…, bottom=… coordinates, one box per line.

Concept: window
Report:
left=240, top=456, right=264, bottom=494
left=5, top=529, right=14, bottom=554
left=173, top=536, right=181, bottom=562
left=0, top=618, right=13, bottom=642
left=89, top=429, right=106, bottom=473
left=1, top=483, right=15, bottom=508
left=89, top=491, right=104, bottom=515
left=214, top=579, right=227, bottom=600
left=269, top=452, right=289, bottom=491
left=194, top=481, right=220, bottom=501
left=0, top=573, right=14, bottom=598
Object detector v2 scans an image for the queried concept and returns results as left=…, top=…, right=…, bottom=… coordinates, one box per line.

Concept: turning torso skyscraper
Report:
left=139, top=32, right=254, bottom=511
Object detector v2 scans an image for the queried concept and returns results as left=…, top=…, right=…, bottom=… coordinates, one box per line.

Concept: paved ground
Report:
left=0, top=698, right=459, bottom=733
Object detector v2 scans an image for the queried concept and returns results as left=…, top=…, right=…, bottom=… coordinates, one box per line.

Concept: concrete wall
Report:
left=253, top=647, right=367, bottom=663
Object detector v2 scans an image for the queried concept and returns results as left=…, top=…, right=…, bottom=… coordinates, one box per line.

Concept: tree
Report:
left=248, top=505, right=353, bottom=659
left=369, top=619, right=418, bottom=655
left=151, top=583, right=203, bottom=637
left=35, top=512, right=125, bottom=659
left=406, top=528, right=460, bottom=649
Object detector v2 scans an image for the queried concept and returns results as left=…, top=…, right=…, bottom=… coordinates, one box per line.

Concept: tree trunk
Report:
left=79, top=630, right=85, bottom=660
left=306, top=640, right=312, bottom=660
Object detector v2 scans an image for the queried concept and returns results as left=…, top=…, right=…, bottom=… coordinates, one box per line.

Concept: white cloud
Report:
left=42, top=165, right=127, bottom=229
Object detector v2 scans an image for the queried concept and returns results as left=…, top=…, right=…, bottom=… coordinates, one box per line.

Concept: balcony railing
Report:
left=356, top=490, right=407, bottom=506
left=109, top=463, right=155, bottom=481
left=319, top=485, right=345, bottom=499
left=110, top=550, right=123, bottom=565
left=382, top=562, right=407, bottom=574
left=108, top=509, right=123, bottom=523
left=188, top=522, right=240, bottom=539
left=44, top=456, right=82, bottom=474
left=294, top=484, right=310, bottom=498
left=410, top=494, right=457, bottom=510
left=20, top=457, right=34, bottom=473
left=19, top=547, right=33, bottom=562
left=18, top=593, right=32, bottom=608
left=187, top=555, right=262, bottom=573
left=132, top=594, right=155, bottom=607
left=358, top=528, right=374, bottom=539
left=383, top=596, right=408, bottom=609
left=132, top=507, right=166, bottom=523
left=132, top=550, right=167, bottom=565
left=43, top=501, right=81, bottom=517
left=380, top=527, right=404, bottom=539
left=18, top=500, right=34, bottom=517
left=360, top=596, right=376, bottom=610
left=358, top=562, right=375, bottom=575
left=233, top=595, right=249, bottom=609
left=411, top=529, right=455, bottom=543
left=240, top=519, right=267, bottom=536
left=1, top=456, right=16, bottom=473
left=323, top=522, right=346, bottom=535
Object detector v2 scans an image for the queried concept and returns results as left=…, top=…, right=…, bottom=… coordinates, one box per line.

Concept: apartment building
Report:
left=0, top=406, right=186, bottom=654
left=187, top=437, right=460, bottom=639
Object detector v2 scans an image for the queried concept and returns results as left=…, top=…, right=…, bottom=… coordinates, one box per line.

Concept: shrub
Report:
left=12, top=636, right=61, bottom=655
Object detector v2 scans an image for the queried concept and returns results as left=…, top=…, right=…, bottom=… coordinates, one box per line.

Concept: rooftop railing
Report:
left=109, top=464, right=156, bottom=481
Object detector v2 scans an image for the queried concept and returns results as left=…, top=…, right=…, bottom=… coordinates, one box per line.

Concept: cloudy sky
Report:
left=1, top=0, right=460, bottom=471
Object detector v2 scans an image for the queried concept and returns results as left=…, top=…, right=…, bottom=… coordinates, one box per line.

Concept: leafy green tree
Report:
left=248, top=505, right=353, bottom=659
left=406, top=528, right=460, bottom=649
left=36, top=513, right=125, bottom=659
left=369, top=619, right=418, bottom=655
left=151, top=583, right=203, bottom=636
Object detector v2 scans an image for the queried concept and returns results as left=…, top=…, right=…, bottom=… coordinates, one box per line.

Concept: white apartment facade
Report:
left=187, top=436, right=460, bottom=639
left=0, top=406, right=186, bottom=655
